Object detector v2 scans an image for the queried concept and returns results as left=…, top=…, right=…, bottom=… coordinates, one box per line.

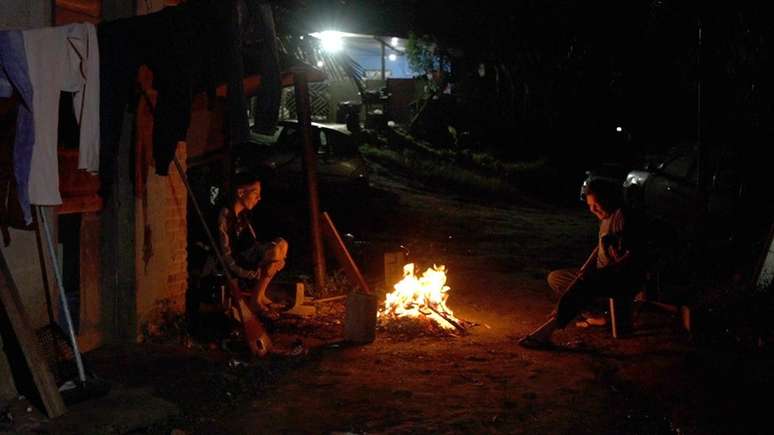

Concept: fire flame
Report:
left=379, top=263, right=461, bottom=330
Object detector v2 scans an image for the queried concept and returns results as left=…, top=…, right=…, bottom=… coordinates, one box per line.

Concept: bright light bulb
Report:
left=616, top=126, right=623, bottom=132
left=391, top=37, right=399, bottom=46
left=318, top=30, right=343, bottom=53
left=317, top=60, right=324, bottom=68
left=388, top=53, right=397, bottom=61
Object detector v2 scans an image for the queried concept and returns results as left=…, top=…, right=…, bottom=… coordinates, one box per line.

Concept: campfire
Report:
left=378, top=263, right=465, bottom=332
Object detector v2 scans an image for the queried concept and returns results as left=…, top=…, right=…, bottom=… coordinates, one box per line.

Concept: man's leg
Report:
left=255, top=238, right=288, bottom=308
left=550, top=268, right=611, bottom=326
left=522, top=278, right=597, bottom=345
left=547, top=268, right=579, bottom=298
left=520, top=269, right=580, bottom=346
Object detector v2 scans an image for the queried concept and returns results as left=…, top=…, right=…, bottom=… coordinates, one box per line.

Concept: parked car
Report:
left=580, top=163, right=631, bottom=202
left=622, top=144, right=746, bottom=232
left=235, top=120, right=370, bottom=195
left=581, top=145, right=752, bottom=231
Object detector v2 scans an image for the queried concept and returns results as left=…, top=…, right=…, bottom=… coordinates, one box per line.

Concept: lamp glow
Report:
left=317, top=30, right=343, bottom=53
left=388, top=53, right=397, bottom=61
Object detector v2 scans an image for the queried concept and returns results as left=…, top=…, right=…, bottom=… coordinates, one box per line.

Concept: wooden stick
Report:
left=320, top=212, right=371, bottom=294
left=312, top=295, right=347, bottom=304
left=427, top=305, right=465, bottom=332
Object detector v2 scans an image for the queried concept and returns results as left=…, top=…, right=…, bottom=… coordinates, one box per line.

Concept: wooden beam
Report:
left=56, top=195, right=103, bottom=215
left=0, top=250, right=66, bottom=418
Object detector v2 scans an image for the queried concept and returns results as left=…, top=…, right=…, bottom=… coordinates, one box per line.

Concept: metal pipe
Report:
left=292, top=67, right=326, bottom=289
left=380, top=40, right=386, bottom=81
left=695, top=18, right=710, bottom=223
left=38, top=206, right=87, bottom=383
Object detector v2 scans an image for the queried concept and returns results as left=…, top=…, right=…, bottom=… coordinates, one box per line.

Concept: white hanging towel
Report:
left=22, top=22, right=100, bottom=206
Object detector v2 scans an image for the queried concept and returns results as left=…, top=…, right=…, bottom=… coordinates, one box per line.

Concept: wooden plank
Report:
left=56, top=195, right=103, bottom=215
left=78, top=212, right=103, bottom=352
left=216, top=75, right=263, bottom=98
left=0, top=250, right=66, bottom=418
left=320, top=212, right=371, bottom=294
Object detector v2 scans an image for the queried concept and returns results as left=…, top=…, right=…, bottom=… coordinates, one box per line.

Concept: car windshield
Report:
left=660, top=153, right=696, bottom=182
left=278, top=123, right=357, bottom=156
left=326, top=130, right=358, bottom=156
left=278, top=124, right=319, bottom=151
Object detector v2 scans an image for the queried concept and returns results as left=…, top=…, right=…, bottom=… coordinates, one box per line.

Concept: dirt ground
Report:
left=38, top=164, right=774, bottom=435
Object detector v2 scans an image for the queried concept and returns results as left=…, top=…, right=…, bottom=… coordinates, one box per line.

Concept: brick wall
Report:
left=134, top=140, right=189, bottom=338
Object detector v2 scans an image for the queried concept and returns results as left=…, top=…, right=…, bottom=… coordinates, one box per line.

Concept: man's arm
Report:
left=217, top=208, right=259, bottom=280
left=601, top=209, right=642, bottom=273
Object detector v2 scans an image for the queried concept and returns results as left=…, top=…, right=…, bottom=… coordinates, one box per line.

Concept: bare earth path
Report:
left=80, top=165, right=770, bottom=435
left=192, top=168, right=694, bottom=435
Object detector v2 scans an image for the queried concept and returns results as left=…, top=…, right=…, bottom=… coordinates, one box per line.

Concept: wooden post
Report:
left=292, top=67, right=326, bottom=290
left=0, top=250, right=66, bottom=418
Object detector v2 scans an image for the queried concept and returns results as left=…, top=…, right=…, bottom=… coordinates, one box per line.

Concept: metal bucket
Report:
left=344, top=292, right=377, bottom=344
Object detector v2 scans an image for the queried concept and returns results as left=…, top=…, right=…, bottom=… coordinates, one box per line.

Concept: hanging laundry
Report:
left=242, top=1, right=281, bottom=135
left=0, top=30, right=35, bottom=224
left=22, top=22, right=100, bottom=207
left=98, top=5, right=197, bottom=183
left=98, top=0, right=280, bottom=183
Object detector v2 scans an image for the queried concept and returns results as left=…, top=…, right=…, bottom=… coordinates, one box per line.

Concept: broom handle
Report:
left=38, top=206, right=87, bottom=383
left=563, top=247, right=600, bottom=294
left=579, top=246, right=599, bottom=276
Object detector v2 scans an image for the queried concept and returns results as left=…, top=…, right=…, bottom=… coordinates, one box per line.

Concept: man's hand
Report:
left=610, top=249, right=631, bottom=264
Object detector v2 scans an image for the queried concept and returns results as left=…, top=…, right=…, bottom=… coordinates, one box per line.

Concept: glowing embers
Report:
left=378, top=263, right=464, bottom=333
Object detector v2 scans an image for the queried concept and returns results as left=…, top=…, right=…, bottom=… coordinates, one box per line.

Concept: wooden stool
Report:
left=608, top=271, right=664, bottom=338
left=608, top=298, right=622, bottom=338
left=608, top=294, right=639, bottom=338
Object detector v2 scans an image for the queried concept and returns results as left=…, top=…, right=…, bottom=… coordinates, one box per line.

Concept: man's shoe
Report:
left=518, top=335, right=556, bottom=351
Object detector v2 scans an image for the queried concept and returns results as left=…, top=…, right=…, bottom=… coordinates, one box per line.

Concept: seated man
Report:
left=217, top=173, right=288, bottom=316
left=520, top=178, right=646, bottom=349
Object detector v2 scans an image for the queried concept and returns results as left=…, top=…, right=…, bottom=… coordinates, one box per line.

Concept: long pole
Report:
left=38, top=206, right=87, bottom=383
left=695, top=17, right=709, bottom=211
left=380, top=40, right=386, bottom=81
left=292, top=67, right=326, bottom=290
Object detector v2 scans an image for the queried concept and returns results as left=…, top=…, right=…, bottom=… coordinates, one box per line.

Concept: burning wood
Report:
left=378, top=263, right=465, bottom=333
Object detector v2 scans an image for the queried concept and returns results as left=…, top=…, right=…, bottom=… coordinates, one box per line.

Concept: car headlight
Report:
left=580, top=179, right=590, bottom=202
left=624, top=171, right=649, bottom=188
